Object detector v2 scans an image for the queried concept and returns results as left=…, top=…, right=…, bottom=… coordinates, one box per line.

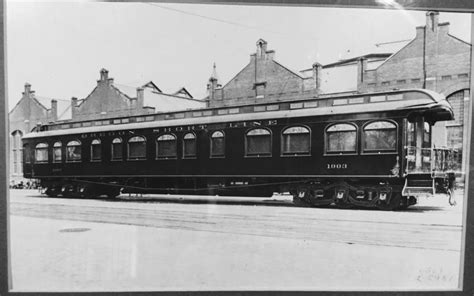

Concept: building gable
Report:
left=208, top=39, right=309, bottom=107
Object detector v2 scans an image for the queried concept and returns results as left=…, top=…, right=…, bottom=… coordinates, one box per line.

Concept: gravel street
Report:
left=8, top=189, right=465, bottom=291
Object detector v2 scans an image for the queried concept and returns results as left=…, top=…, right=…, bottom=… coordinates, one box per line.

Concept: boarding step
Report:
left=402, top=175, right=435, bottom=196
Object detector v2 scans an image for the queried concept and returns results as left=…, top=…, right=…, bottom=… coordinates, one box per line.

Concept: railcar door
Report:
left=405, top=116, right=431, bottom=174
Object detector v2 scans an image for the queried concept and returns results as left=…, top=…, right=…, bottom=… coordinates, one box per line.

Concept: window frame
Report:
left=127, top=136, right=147, bottom=161
left=66, top=140, right=82, bottom=163
left=361, top=120, right=398, bottom=155
left=210, top=130, right=225, bottom=158
left=182, top=132, right=197, bottom=159
left=111, top=137, right=123, bottom=161
left=34, top=142, right=49, bottom=164
left=23, top=144, right=31, bottom=164
left=280, top=125, right=311, bottom=157
left=156, top=133, right=178, bottom=160
left=245, top=127, right=272, bottom=158
left=90, top=139, right=102, bottom=162
left=324, top=122, right=358, bottom=156
left=53, top=142, right=62, bottom=163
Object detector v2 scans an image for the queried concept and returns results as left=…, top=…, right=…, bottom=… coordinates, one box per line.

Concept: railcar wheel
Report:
left=44, top=186, right=59, bottom=197
left=377, top=192, right=401, bottom=211
left=106, top=188, right=121, bottom=198
left=292, top=189, right=312, bottom=207
left=396, top=196, right=409, bottom=210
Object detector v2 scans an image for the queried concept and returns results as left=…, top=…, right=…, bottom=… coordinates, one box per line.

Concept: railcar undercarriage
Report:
left=38, top=174, right=454, bottom=211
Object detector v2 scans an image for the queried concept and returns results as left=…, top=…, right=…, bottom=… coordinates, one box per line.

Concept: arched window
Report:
left=11, top=130, right=23, bottom=174
left=128, top=136, right=146, bottom=160
left=111, top=138, right=123, bottom=160
left=35, top=143, right=49, bottom=163
left=53, top=142, right=62, bottom=163
left=156, top=134, right=177, bottom=159
left=66, top=140, right=82, bottom=162
left=210, top=131, right=225, bottom=158
left=91, top=139, right=102, bottom=161
left=183, top=133, right=197, bottom=158
left=282, top=126, right=310, bottom=155
left=326, top=123, right=357, bottom=153
left=246, top=128, right=271, bottom=157
left=363, top=121, right=397, bottom=152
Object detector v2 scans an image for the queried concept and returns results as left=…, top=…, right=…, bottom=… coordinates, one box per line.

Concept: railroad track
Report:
left=10, top=194, right=463, bottom=252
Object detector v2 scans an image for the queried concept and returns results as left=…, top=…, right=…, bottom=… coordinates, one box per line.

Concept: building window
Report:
left=12, top=130, right=23, bottom=174
left=183, top=133, right=197, bottom=158
left=363, top=121, right=397, bottom=152
left=53, top=142, right=62, bottom=163
left=282, top=126, right=310, bottom=156
left=245, top=128, right=271, bottom=157
left=91, top=139, right=101, bottom=161
left=66, top=140, right=82, bottom=162
left=128, top=136, right=146, bottom=160
left=111, top=138, right=123, bottom=160
left=35, top=143, right=49, bottom=163
left=326, top=123, right=357, bottom=154
left=210, top=131, right=225, bottom=158
left=156, top=134, right=177, bottom=159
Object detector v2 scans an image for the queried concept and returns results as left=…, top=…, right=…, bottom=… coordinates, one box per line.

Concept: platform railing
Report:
left=405, top=146, right=460, bottom=174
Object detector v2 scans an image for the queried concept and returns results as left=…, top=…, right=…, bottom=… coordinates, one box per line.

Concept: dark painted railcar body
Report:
left=22, top=89, right=457, bottom=210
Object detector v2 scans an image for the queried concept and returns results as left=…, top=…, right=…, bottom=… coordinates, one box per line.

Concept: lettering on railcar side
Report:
left=81, top=119, right=279, bottom=137
left=327, top=163, right=348, bottom=169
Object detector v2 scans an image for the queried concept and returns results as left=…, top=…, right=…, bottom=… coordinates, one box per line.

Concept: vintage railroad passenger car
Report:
left=22, top=89, right=458, bottom=210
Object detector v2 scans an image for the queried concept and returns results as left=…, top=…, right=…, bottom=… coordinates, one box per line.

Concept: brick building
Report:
left=71, top=68, right=205, bottom=122
left=206, top=12, right=470, bottom=173
left=8, top=83, right=59, bottom=183
left=9, top=69, right=205, bottom=184
left=206, top=39, right=321, bottom=108
left=358, top=11, right=471, bottom=172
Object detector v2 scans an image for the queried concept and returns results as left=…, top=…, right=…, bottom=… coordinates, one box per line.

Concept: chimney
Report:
left=23, top=82, right=35, bottom=99
left=98, top=68, right=113, bottom=85
left=426, top=11, right=439, bottom=32
left=357, top=57, right=367, bottom=91
left=256, top=39, right=267, bottom=58
left=136, top=87, right=144, bottom=109
left=50, top=99, right=57, bottom=122
left=23, top=82, right=31, bottom=95
left=100, top=68, right=108, bottom=80
left=312, top=62, right=323, bottom=93
left=71, top=97, right=78, bottom=119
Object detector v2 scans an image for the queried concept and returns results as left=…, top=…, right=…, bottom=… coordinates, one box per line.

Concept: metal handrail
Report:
left=405, top=146, right=460, bottom=174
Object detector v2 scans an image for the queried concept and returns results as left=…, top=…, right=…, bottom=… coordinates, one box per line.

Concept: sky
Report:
left=6, top=1, right=471, bottom=111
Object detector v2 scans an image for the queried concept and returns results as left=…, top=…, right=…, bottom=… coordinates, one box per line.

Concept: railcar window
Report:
left=53, top=142, right=62, bottom=163
left=363, top=121, right=397, bottom=152
left=326, top=123, right=357, bottom=153
left=423, top=122, right=431, bottom=148
left=91, top=139, right=102, bottom=161
left=23, top=144, right=31, bottom=164
left=66, top=140, right=82, bottom=162
left=111, top=138, right=123, bottom=160
left=406, top=121, right=415, bottom=147
left=128, top=136, right=146, bottom=160
left=35, top=143, right=49, bottom=163
left=210, top=131, right=225, bottom=158
left=246, top=128, right=271, bottom=157
left=183, top=133, right=197, bottom=158
left=282, top=126, right=310, bottom=155
left=156, top=134, right=177, bottom=159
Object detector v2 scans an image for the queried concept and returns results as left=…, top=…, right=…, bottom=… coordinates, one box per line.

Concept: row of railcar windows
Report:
left=29, top=121, right=397, bottom=163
